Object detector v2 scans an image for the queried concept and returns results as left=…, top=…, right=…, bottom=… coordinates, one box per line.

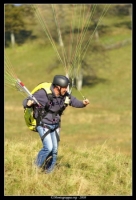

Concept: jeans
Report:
left=35, top=124, right=60, bottom=173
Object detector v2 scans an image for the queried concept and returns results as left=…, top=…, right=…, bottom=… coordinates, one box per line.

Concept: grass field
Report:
left=4, top=18, right=132, bottom=195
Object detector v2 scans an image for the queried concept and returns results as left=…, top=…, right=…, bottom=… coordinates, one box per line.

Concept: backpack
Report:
left=24, top=82, right=52, bottom=132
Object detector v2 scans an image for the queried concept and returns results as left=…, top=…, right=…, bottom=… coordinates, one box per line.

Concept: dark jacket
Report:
left=23, top=84, right=85, bottom=125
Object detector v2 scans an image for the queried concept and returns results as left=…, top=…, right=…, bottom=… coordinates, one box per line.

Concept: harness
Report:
left=41, top=124, right=60, bottom=142
left=32, top=83, right=71, bottom=140
left=34, top=91, right=70, bottom=127
left=23, top=82, right=70, bottom=133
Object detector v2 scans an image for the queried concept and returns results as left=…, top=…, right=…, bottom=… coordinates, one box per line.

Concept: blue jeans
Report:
left=35, top=124, right=60, bottom=173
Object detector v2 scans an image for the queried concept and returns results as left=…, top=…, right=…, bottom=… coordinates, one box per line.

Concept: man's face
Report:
left=58, top=86, right=68, bottom=96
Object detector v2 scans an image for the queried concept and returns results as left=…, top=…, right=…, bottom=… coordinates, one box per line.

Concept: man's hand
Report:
left=83, top=99, right=90, bottom=106
left=27, top=100, right=34, bottom=107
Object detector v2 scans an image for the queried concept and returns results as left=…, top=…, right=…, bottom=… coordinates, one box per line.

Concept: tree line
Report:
left=4, top=4, right=132, bottom=90
left=5, top=4, right=132, bottom=47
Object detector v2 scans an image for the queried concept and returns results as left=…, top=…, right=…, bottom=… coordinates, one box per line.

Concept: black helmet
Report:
left=53, top=75, right=70, bottom=87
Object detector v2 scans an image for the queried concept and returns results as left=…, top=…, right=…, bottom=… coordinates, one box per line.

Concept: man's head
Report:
left=53, top=75, right=70, bottom=87
left=52, top=75, right=70, bottom=96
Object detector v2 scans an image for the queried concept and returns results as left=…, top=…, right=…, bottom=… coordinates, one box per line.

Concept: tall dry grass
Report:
left=5, top=139, right=132, bottom=196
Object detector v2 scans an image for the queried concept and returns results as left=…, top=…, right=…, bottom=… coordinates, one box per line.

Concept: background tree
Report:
left=5, top=4, right=35, bottom=47
left=5, top=4, right=25, bottom=47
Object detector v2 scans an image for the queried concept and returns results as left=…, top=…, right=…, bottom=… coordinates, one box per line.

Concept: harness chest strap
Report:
left=35, top=93, right=70, bottom=125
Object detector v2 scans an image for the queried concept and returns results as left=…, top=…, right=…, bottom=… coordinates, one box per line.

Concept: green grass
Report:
left=4, top=16, right=132, bottom=195
left=5, top=140, right=132, bottom=196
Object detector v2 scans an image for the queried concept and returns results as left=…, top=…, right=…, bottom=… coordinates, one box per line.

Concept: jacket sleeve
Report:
left=69, top=95, right=85, bottom=108
left=22, top=89, right=48, bottom=108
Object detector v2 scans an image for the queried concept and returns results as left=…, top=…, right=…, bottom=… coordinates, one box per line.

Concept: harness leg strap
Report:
left=41, top=129, right=51, bottom=141
left=41, top=125, right=59, bottom=142
left=55, top=130, right=60, bottom=142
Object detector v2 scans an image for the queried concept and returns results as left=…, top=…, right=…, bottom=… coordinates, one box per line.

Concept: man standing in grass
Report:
left=23, top=75, right=89, bottom=173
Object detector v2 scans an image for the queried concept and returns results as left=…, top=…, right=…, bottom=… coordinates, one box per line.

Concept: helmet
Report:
left=53, top=75, right=70, bottom=87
